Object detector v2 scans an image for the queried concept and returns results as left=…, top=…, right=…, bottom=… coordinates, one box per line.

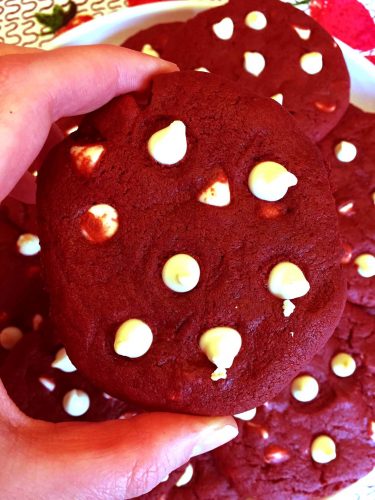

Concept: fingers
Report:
left=0, top=43, right=41, bottom=56
left=5, top=412, right=237, bottom=499
left=8, top=123, right=65, bottom=203
left=0, top=44, right=178, bottom=201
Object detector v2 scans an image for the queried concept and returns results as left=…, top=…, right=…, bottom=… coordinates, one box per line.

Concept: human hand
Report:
left=0, top=44, right=238, bottom=499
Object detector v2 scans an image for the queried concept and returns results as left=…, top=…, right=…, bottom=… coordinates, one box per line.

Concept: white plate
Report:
left=48, top=0, right=375, bottom=112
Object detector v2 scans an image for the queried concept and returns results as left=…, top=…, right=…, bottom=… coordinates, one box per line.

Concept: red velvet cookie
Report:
left=214, top=303, right=375, bottom=499
left=142, top=455, right=238, bottom=500
left=0, top=329, right=140, bottom=422
left=318, top=105, right=375, bottom=307
left=0, top=205, right=48, bottom=362
left=161, top=0, right=349, bottom=142
left=121, top=22, right=182, bottom=59
left=37, top=71, right=345, bottom=415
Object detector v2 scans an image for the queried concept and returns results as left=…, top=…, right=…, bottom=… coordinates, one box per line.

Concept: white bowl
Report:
left=48, top=0, right=375, bottom=112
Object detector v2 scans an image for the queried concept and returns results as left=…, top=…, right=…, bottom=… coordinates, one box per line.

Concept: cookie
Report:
left=0, top=329, right=140, bottom=422
left=214, top=303, right=375, bottom=499
left=142, top=455, right=237, bottom=499
left=318, top=105, right=375, bottom=307
left=166, top=455, right=238, bottom=500
left=161, top=0, right=349, bottom=142
left=122, top=22, right=183, bottom=59
left=0, top=205, right=48, bottom=361
left=37, top=70, right=345, bottom=415
left=1, top=197, right=39, bottom=235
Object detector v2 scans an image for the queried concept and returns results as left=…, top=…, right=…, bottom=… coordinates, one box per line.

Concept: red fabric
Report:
left=310, top=0, right=375, bottom=63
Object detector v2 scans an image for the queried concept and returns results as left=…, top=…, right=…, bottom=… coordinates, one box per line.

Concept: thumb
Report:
left=0, top=382, right=237, bottom=499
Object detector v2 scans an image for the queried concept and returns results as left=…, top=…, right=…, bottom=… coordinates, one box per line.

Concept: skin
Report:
left=0, top=44, right=238, bottom=499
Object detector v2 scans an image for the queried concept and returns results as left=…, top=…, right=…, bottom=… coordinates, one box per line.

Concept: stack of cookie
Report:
left=0, top=0, right=374, bottom=498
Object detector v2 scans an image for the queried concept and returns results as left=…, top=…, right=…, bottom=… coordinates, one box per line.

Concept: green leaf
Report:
left=35, top=1, right=78, bottom=34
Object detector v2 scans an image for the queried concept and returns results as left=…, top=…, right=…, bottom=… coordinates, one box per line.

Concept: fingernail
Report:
left=191, top=423, right=238, bottom=458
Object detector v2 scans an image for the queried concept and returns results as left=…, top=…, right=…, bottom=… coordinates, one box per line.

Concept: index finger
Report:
left=0, top=44, right=178, bottom=201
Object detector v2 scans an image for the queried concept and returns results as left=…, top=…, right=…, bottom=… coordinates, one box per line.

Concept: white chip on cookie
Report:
left=244, top=52, right=266, bottom=76
left=248, top=161, right=297, bottom=201
left=114, top=319, right=153, bottom=358
left=212, top=17, right=234, bottom=40
left=162, top=254, right=200, bottom=293
left=300, top=52, right=323, bottom=75
left=199, top=327, right=242, bottom=381
left=148, top=121, right=187, bottom=165
left=268, top=262, right=310, bottom=300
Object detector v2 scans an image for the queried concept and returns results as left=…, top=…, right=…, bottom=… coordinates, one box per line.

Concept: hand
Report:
left=0, top=44, right=238, bottom=499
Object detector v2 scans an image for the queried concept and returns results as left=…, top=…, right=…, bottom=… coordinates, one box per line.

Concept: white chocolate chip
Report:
left=114, top=319, right=153, bottom=358
left=32, top=314, right=43, bottom=331
left=39, top=376, right=56, bottom=392
left=199, top=327, right=242, bottom=381
left=291, top=375, right=319, bottom=402
left=160, top=474, right=170, bottom=483
left=176, top=463, right=194, bottom=487
left=248, top=161, right=298, bottom=202
left=51, top=348, right=77, bottom=373
left=212, top=17, right=234, bottom=40
left=283, top=299, right=295, bottom=317
left=148, top=121, right=187, bottom=165
left=245, top=11, right=267, bottom=30
left=66, top=125, right=79, bottom=135
left=141, top=44, right=160, bottom=58
left=244, top=52, right=266, bottom=76
left=63, top=389, right=90, bottom=417
left=162, top=254, right=200, bottom=293
left=338, top=201, right=354, bottom=215
left=234, top=408, right=257, bottom=421
left=198, top=178, right=231, bottom=207
left=16, top=234, right=40, bottom=256
left=268, top=262, right=310, bottom=300
left=271, top=93, right=284, bottom=105
left=195, top=67, right=210, bottom=73
left=70, top=145, right=104, bottom=174
left=334, top=141, right=357, bottom=163
left=0, top=326, right=23, bottom=350
left=354, top=254, right=375, bottom=278
left=311, top=435, right=336, bottom=464
left=81, top=204, right=119, bottom=243
left=331, top=352, right=356, bottom=377
left=300, top=52, right=323, bottom=75
left=293, top=26, right=311, bottom=40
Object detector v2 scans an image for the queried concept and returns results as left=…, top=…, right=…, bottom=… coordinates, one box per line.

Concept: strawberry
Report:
left=56, top=15, right=93, bottom=36
left=310, top=0, right=375, bottom=56
left=35, top=1, right=93, bottom=36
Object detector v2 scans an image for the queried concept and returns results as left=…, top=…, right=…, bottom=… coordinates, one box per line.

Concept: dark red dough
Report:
left=121, top=22, right=183, bottom=58
left=141, top=455, right=238, bottom=499
left=214, top=303, right=375, bottom=499
left=37, top=71, right=345, bottom=415
left=318, top=105, right=375, bottom=307
left=1, top=197, right=39, bottom=234
left=138, top=466, right=186, bottom=500
left=162, top=0, right=349, bottom=142
left=167, top=455, right=238, bottom=500
left=0, top=329, right=141, bottom=422
left=0, top=205, right=48, bottom=364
